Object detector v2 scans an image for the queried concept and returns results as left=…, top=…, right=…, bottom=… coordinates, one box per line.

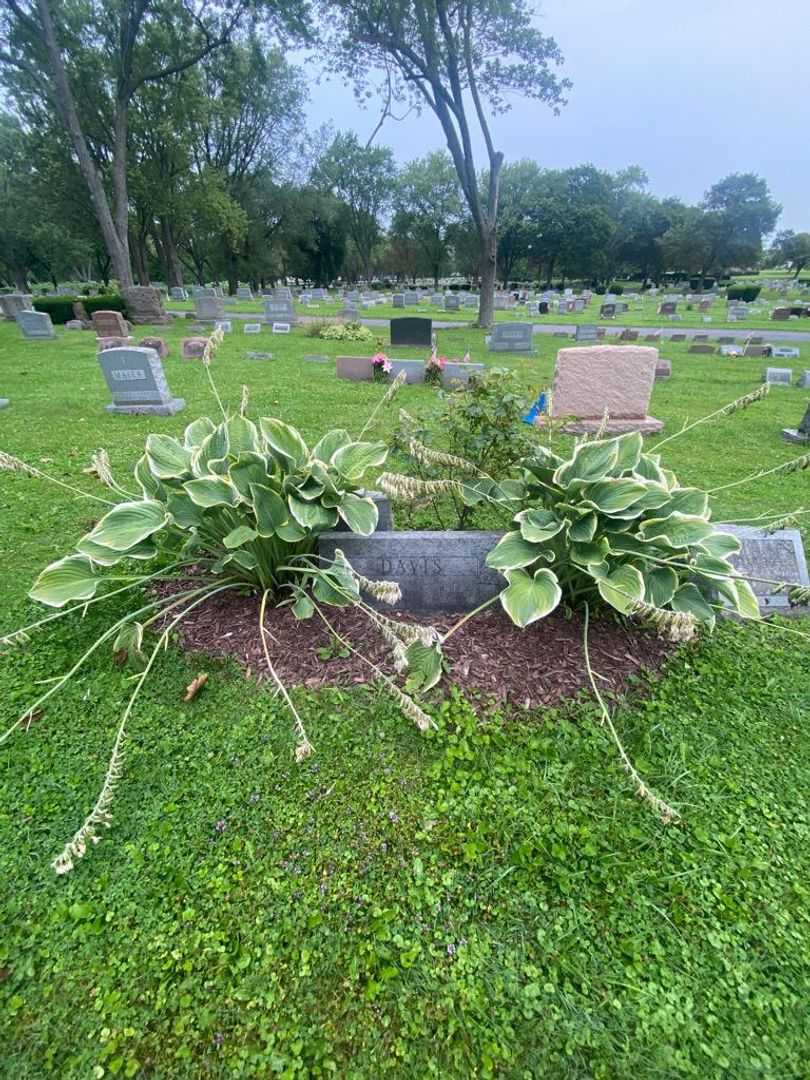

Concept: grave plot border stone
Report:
left=336, top=355, right=374, bottom=381
left=388, top=358, right=425, bottom=384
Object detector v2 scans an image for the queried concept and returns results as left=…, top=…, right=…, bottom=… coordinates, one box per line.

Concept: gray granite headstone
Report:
left=444, top=294, right=460, bottom=311
left=98, top=346, right=184, bottom=415
left=264, top=299, right=295, bottom=324
left=781, top=402, right=810, bottom=444
left=441, top=361, right=485, bottom=387
left=487, top=323, right=534, bottom=353
left=317, top=530, right=505, bottom=612
left=195, top=296, right=225, bottom=320
left=763, top=367, right=792, bottom=385
left=797, top=371, right=810, bottom=388
left=390, top=317, right=432, bottom=348
left=244, top=323, right=261, bottom=334
left=392, top=294, right=405, bottom=309
left=169, top=287, right=187, bottom=301
left=721, top=525, right=809, bottom=615
left=236, top=286, right=253, bottom=300
left=388, top=358, right=425, bottom=383
left=245, top=351, right=274, bottom=361
left=0, top=293, right=33, bottom=319
left=772, top=347, right=800, bottom=359
left=16, top=310, right=56, bottom=339
left=575, top=324, right=598, bottom=342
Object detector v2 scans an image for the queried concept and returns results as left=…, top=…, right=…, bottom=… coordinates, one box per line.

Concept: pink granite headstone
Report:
left=92, top=309, right=130, bottom=337
left=540, top=344, right=663, bottom=435
left=139, top=335, right=169, bottom=358
left=336, top=355, right=374, bottom=381
left=181, top=337, right=208, bottom=360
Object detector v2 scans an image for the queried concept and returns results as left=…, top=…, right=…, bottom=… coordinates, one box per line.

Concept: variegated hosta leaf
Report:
left=499, top=567, right=562, bottom=627
left=515, top=508, right=565, bottom=543
left=486, top=530, right=544, bottom=571
left=662, top=487, right=710, bottom=517
left=639, top=513, right=716, bottom=548
left=184, top=476, right=240, bottom=508
left=112, top=621, right=145, bottom=667
left=77, top=535, right=156, bottom=565
left=338, top=492, right=378, bottom=536
left=568, top=511, right=598, bottom=542
left=644, top=566, right=679, bottom=607
left=635, top=454, right=667, bottom=485
left=230, top=452, right=270, bottom=500
left=404, top=640, right=443, bottom=694
left=223, top=525, right=258, bottom=549
left=145, top=434, right=193, bottom=480
left=312, top=429, right=351, bottom=464
left=461, top=478, right=499, bottom=506
left=330, top=441, right=388, bottom=482
left=250, top=483, right=288, bottom=537
left=292, top=594, right=315, bottom=619
left=86, top=500, right=169, bottom=551
left=554, top=438, right=620, bottom=487
left=260, top=417, right=309, bottom=469
left=671, top=582, right=716, bottom=627
left=192, top=427, right=230, bottom=477
left=698, top=530, right=742, bottom=559
left=134, top=454, right=165, bottom=500
left=276, top=520, right=308, bottom=542
left=597, top=564, right=645, bottom=614
left=226, top=415, right=260, bottom=457
left=166, top=491, right=204, bottom=529
left=29, top=554, right=99, bottom=608
left=612, top=431, right=644, bottom=474
left=570, top=538, right=610, bottom=566
left=183, top=417, right=216, bottom=450
left=313, top=560, right=360, bottom=605
left=584, top=478, right=649, bottom=514
left=288, top=495, right=338, bottom=531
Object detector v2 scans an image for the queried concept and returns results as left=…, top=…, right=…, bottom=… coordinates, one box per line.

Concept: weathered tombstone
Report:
left=92, top=309, right=129, bottom=337
left=655, top=358, right=672, bottom=380
left=138, top=336, right=169, bottom=358
left=318, top=530, right=505, bottom=612
left=540, top=345, right=663, bottom=435
left=98, top=346, right=184, bottom=415
left=644, top=332, right=661, bottom=342
left=122, top=285, right=171, bottom=325
left=392, top=293, right=405, bottom=309
left=658, top=301, right=677, bottom=316
left=336, top=355, right=374, bottom=381
left=236, top=286, right=253, bottom=300
left=575, top=324, right=598, bottom=343
left=16, top=310, right=56, bottom=339
left=670, top=333, right=687, bottom=342
left=487, top=323, right=534, bottom=353
left=574, top=298, right=586, bottom=313
left=771, top=307, right=790, bottom=321
left=619, top=329, right=639, bottom=341
left=169, top=287, right=188, bottom=301
left=762, top=367, right=793, bottom=385
left=390, top=317, right=433, bottom=348
left=743, top=345, right=770, bottom=358
left=403, top=291, right=418, bottom=306
left=244, top=323, right=261, bottom=334
left=388, top=358, right=425, bottom=384
left=181, top=337, right=208, bottom=360
left=97, top=335, right=133, bottom=351
left=600, top=303, right=617, bottom=319
left=441, top=361, right=485, bottom=387
left=0, top=293, right=33, bottom=319
left=771, top=346, right=800, bottom=359
left=721, top=525, right=809, bottom=614
left=65, top=320, right=84, bottom=331
left=195, top=296, right=225, bottom=320
left=263, top=299, right=295, bottom=324
left=688, top=344, right=716, bottom=354
left=797, top=371, right=810, bottom=388
left=781, top=402, right=810, bottom=444
left=444, top=294, right=460, bottom=311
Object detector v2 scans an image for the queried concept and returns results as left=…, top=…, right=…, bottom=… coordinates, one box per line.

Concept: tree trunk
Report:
left=131, top=232, right=149, bottom=285
left=160, top=219, right=184, bottom=288
left=35, top=0, right=133, bottom=289
left=477, top=226, right=497, bottom=329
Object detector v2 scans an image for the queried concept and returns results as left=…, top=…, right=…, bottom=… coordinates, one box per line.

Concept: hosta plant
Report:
left=0, top=333, right=440, bottom=874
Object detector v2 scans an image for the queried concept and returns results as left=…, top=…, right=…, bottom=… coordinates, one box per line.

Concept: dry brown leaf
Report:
left=183, top=672, right=208, bottom=702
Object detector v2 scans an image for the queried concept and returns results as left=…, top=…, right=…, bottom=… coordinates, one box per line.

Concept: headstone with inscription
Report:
left=195, top=296, right=225, bottom=320
left=263, top=298, right=295, bottom=324
left=487, top=323, right=534, bottom=353
left=244, top=323, right=261, bottom=334
left=721, top=525, right=809, bottom=615
left=390, top=317, right=433, bottom=348
left=16, top=310, right=56, bottom=339
left=122, top=285, right=171, bottom=325
left=318, top=530, right=505, bottom=612
left=762, top=367, right=792, bottom=385
left=575, top=324, right=598, bottom=343
left=98, top=346, right=184, bottom=415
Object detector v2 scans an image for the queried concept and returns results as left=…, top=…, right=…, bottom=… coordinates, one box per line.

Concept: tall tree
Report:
left=0, top=0, right=263, bottom=287
left=767, top=230, right=810, bottom=277
left=392, top=151, right=463, bottom=286
left=313, top=131, right=395, bottom=282
left=320, top=0, right=569, bottom=327
left=701, top=173, right=781, bottom=270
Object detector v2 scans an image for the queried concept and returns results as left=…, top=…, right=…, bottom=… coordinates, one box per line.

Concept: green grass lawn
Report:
left=164, top=291, right=810, bottom=334
left=1, top=318, right=810, bottom=1078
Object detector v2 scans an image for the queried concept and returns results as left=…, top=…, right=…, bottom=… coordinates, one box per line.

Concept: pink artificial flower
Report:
left=371, top=351, right=391, bottom=372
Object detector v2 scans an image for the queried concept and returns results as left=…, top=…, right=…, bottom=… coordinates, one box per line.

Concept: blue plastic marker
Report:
left=522, top=391, right=547, bottom=425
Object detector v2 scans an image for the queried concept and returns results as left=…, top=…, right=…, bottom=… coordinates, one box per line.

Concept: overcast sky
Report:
left=301, top=0, right=809, bottom=232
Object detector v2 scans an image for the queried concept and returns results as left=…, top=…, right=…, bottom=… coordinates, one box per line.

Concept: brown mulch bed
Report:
left=166, top=587, right=676, bottom=710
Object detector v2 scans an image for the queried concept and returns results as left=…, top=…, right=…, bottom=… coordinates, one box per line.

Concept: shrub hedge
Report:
left=726, top=285, right=761, bottom=302
left=33, top=295, right=128, bottom=325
